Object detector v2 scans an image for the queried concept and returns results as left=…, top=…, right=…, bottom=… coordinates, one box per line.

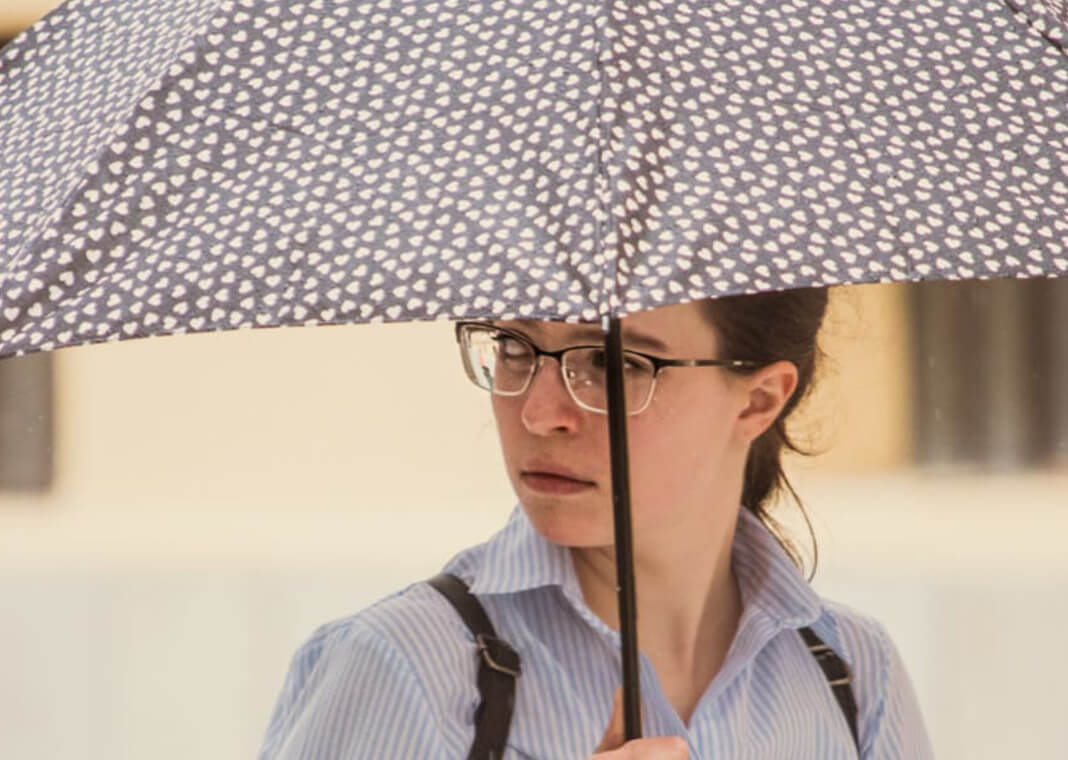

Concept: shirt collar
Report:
left=466, top=503, right=825, bottom=631
left=466, top=504, right=582, bottom=599
left=731, top=506, right=824, bottom=629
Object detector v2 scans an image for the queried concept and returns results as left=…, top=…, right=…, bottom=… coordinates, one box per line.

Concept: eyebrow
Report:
left=510, top=320, right=671, bottom=354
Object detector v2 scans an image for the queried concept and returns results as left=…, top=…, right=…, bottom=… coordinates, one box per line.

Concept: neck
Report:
left=570, top=504, right=744, bottom=697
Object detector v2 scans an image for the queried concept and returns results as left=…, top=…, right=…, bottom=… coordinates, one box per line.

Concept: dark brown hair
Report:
left=701, top=287, right=829, bottom=578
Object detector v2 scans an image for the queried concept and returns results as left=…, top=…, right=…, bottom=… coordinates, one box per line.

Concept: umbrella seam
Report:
left=594, top=0, right=614, bottom=319
left=2, top=0, right=228, bottom=291
left=1001, top=0, right=1068, bottom=56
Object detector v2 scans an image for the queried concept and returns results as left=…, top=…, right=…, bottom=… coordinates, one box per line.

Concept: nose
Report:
left=520, top=355, right=582, bottom=435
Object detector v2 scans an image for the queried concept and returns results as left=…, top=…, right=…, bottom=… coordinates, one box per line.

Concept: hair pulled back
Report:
left=701, top=287, right=829, bottom=575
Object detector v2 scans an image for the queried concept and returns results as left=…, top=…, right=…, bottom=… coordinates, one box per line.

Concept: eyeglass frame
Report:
left=454, top=320, right=765, bottom=416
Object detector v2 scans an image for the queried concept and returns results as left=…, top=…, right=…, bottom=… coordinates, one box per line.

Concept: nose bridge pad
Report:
left=528, top=353, right=564, bottom=395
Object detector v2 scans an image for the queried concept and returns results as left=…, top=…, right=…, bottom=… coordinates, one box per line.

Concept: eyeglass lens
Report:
left=461, top=326, right=654, bottom=414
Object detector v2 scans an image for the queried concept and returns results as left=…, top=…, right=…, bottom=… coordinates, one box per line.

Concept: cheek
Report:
left=490, top=396, right=520, bottom=448
left=628, top=384, right=737, bottom=491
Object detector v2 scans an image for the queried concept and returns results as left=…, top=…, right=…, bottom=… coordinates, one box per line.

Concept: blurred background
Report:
left=3, top=3, right=1068, bottom=759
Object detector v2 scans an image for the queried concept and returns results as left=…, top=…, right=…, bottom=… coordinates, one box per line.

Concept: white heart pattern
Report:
left=0, top=0, right=1066, bottom=357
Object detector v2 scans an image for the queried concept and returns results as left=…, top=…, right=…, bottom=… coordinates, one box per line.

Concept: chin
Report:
left=519, top=498, right=613, bottom=548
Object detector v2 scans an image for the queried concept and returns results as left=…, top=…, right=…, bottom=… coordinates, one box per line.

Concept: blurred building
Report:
left=909, top=278, right=1068, bottom=469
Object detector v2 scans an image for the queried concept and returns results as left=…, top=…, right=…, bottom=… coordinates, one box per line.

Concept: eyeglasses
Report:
left=454, top=321, right=763, bottom=416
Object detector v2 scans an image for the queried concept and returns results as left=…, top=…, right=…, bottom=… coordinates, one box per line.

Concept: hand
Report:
left=588, top=688, right=688, bottom=759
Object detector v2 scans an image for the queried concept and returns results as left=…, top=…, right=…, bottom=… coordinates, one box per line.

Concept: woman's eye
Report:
left=494, top=335, right=528, bottom=358
left=622, top=354, right=647, bottom=373
left=588, top=350, right=643, bottom=372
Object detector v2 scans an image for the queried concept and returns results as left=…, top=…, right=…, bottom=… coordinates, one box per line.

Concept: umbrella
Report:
left=1, top=0, right=1066, bottom=742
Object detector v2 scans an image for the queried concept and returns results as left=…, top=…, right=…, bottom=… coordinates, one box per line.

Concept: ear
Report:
left=734, top=360, right=799, bottom=443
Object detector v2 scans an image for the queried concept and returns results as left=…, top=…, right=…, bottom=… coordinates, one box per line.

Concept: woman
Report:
left=258, top=290, right=933, bottom=759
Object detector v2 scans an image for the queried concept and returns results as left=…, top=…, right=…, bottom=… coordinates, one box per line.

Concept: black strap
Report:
left=799, top=626, right=860, bottom=751
left=428, top=573, right=859, bottom=756
left=427, top=573, right=521, bottom=760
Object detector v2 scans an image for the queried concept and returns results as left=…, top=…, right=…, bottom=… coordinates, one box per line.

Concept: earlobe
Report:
left=737, top=361, right=799, bottom=442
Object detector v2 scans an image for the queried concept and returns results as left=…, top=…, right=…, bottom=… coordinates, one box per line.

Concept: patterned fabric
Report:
left=1, top=0, right=1066, bottom=358
left=258, top=506, right=934, bottom=759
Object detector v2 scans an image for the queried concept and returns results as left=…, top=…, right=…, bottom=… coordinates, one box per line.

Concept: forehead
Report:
left=500, top=301, right=717, bottom=353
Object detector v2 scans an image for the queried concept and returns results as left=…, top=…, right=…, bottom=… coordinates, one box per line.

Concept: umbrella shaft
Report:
left=603, top=316, right=642, bottom=740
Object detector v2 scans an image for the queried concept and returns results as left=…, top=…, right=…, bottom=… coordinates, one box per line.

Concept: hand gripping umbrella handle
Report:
left=603, top=316, right=643, bottom=741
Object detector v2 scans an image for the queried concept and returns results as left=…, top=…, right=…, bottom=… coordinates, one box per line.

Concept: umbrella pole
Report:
left=602, top=316, right=642, bottom=740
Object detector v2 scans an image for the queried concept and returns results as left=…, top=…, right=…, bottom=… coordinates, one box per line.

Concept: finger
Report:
left=591, top=736, right=689, bottom=759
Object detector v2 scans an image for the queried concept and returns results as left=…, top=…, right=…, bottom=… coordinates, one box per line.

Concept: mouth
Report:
left=520, top=464, right=595, bottom=495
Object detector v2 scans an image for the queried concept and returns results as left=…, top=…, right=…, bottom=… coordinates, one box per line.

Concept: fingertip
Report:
left=669, top=736, right=689, bottom=758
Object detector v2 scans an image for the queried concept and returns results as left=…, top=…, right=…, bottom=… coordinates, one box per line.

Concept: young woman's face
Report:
left=490, top=300, right=793, bottom=550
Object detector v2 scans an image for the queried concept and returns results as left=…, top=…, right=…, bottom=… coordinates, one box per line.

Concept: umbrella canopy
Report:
left=1, top=0, right=1065, bottom=359
left=1, top=0, right=1066, bottom=743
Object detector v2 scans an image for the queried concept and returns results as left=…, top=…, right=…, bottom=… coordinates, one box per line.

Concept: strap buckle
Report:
left=807, top=642, right=853, bottom=687
left=476, top=633, right=522, bottom=679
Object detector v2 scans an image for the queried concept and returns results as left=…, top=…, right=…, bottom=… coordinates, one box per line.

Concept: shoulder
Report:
left=814, top=599, right=934, bottom=759
left=258, top=580, right=480, bottom=760
left=819, top=598, right=895, bottom=681
left=285, top=578, right=480, bottom=700
left=282, top=534, right=491, bottom=689
left=813, top=599, right=895, bottom=722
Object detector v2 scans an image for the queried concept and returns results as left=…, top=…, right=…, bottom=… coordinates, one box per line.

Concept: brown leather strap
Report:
left=799, top=626, right=860, bottom=751
left=428, top=573, right=521, bottom=760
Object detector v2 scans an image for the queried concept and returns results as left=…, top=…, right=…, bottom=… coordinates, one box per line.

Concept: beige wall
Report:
left=0, top=318, right=512, bottom=566
left=0, top=0, right=63, bottom=38
left=796, top=282, right=912, bottom=471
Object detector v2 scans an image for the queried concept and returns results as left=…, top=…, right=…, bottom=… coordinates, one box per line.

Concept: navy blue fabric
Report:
left=1, top=0, right=1066, bottom=358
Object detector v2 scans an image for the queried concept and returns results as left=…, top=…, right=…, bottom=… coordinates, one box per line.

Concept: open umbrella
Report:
left=2, top=0, right=1066, bottom=742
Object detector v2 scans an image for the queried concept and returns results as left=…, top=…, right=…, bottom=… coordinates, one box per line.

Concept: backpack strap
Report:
left=798, top=626, right=860, bottom=751
left=428, top=573, right=521, bottom=760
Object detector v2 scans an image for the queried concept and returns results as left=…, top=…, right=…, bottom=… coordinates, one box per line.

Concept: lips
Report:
left=519, top=460, right=595, bottom=498
left=520, top=471, right=594, bottom=495
left=520, top=460, right=594, bottom=484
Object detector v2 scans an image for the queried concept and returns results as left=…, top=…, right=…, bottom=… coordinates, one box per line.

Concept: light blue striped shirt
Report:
left=259, top=506, right=933, bottom=759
